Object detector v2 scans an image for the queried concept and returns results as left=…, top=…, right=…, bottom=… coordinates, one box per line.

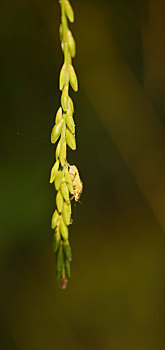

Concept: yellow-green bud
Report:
left=59, top=142, right=66, bottom=167
left=60, top=182, right=69, bottom=202
left=60, top=216, right=69, bottom=240
left=69, top=64, right=78, bottom=91
left=61, top=86, right=69, bottom=111
left=68, top=96, right=74, bottom=113
left=64, top=0, right=74, bottom=23
left=56, top=139, right=61, bottom=160
left=56, top=244, right=64, bottom=273
left=62, top=202, right=71, bottom=225
left=66, top=128, right=76, bottom=150
left=61, top=120, right=66, bottom=140
left=55, top=107, right=63, bottom=124
left=65, top=259, right=71, bottom=278
left=67, top=30, right=76, bottom=58
left=59, top=64, right=68, bottom=90
left=51, top=120, right=63, bottom=144
left=56, top=190, right=64, bottom=213
left=55, top=171, right=63, bottom=191
left=66, top=111, right=75, bottom=134
left=50, top=159, right=59, bottom=184
left=51, top=210, right=59, bottom=229
left=63, top=240, right=72, bottom=261
left=52, top=227, right=61, bottom=253
left=65, top=170, right=74, bottom=194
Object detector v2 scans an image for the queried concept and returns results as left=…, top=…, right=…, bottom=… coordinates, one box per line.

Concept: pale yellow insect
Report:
left=68, top=164, right=83, bottom=202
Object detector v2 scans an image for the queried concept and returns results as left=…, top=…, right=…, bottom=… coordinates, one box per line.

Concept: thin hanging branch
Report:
left=50, top=0, right=83, bottom=289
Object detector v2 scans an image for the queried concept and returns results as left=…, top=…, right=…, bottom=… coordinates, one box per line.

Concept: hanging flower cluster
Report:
left=50, top=0, right=82, bottom=289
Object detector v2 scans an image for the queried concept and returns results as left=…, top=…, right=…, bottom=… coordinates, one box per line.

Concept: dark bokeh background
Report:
left=1, top=0, right=165, bottom=349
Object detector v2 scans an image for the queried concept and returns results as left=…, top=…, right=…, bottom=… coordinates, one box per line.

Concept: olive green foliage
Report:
left=50, top=0, right=81, bottom=289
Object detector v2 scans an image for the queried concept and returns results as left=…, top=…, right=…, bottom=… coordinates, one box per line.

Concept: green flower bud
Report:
left=59, top=142, right=66, bottom=167
left=69, top=64, right=78, bottom=91
left=68, top=96, right=74, bottom=113
left=61, top=121, right=66, bottom=141
left=56, top=139, right=61, bottom=160
left=65, top=259, right=71, bottom=278
left=56, top=190, right=64, bottom=213
left=64, top=0, right=74, bottom=23
left=63, top=240, right=72, bottom=261
left=55, top=107, right=63, bottom=124
left=65, top=170, right=74, bottom=194
left=51, top=120, right=63, bottom=144
left=52, top=226, right=61, bottom=253
left=60, top=181, right=69, bottom=202
left=61, top=86, right=68, bottom=111
left=60, top=216, right=69, bottom=240
left=56, top=244, right=64, bottom=273
left=64, top=198, right=71, bottom=214
left=62, top=201, right=71, bottom=225
left=51, top=210, right=59, bottom=229
left=50, top=159, right=59, bottom=183
left=66, top=128, right=76, bottom=150
left=55, top=171, right=63, bottom=191
left=59, top=64, right=68, bottom=90
left=66, top=111, right=75, bottom=134
left=67, top=30, right=76, bottom=57
left=64, top=45, right=71, bottom=71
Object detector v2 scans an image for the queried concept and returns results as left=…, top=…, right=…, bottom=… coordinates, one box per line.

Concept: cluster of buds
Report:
left=50, top=0, right=82, bottom=289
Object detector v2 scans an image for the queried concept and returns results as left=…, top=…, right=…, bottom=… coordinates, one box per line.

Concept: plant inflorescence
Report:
left=50, top=0, right=82, bottom=289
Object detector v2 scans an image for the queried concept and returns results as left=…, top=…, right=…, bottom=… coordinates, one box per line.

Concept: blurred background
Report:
left=1, top=0, right=165, bottom=349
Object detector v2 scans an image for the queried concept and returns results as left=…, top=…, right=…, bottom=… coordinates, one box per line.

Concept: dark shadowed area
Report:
left=1, top=0, right=165, bottom=349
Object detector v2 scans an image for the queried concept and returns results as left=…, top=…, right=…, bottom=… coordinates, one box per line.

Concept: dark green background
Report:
left=1, top=0, right=165, bottom=349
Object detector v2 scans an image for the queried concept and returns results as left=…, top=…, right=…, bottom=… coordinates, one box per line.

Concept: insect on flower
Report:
left=68, top=164, right=83, bottom=202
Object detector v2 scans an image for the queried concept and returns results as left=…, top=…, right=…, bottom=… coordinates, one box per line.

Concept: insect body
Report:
left=68, top=164, right=83, bottom=202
